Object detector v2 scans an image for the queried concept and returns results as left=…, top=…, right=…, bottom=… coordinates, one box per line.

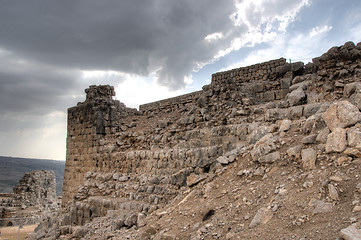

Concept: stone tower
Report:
left=62, top=85, right=137, bottom=207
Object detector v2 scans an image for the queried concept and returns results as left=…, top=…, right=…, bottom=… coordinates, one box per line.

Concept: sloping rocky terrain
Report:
left=32, top=41, right=361, bottom=239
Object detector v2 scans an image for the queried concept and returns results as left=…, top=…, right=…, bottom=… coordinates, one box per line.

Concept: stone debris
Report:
left=0, top=170, right=58, bottom=227
left=340, top=224, right=361, bottom=240
left=249, top=207, right=274, bottom=228
left=328, top=183, right=340, bottom=201
left=309, top=199, right=333, bottom=215
left=301, top=148, right=317, bottom=169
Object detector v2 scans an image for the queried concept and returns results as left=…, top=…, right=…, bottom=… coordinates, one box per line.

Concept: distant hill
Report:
left=0, top=156, right=65, bottom=195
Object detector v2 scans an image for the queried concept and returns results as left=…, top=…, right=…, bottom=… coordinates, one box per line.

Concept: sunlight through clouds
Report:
left=310, top=25, right=333, bottom=37
left=114, top=75, right=189, bottom=109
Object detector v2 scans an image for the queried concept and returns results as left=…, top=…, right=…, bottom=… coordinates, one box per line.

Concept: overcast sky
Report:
left=0, top=0, right=360, bottom=160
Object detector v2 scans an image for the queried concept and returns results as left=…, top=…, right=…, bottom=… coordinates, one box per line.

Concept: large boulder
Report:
left=322, top=101, right=361, bottom=131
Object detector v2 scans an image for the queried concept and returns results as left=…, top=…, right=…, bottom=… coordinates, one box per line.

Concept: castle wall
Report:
left=211, top=58, right=287, bottom=84
left=62, top=41, right=361, bottom=210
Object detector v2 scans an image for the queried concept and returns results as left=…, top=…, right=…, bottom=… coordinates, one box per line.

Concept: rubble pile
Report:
left=0, top=170, right=58, bottom=227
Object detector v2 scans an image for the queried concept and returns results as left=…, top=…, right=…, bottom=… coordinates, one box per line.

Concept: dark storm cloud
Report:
left=0, top=0, right=239, bottom=90
left=0, top=0, right=311, bottom=117
left=0, top=51, right=83, bottom=115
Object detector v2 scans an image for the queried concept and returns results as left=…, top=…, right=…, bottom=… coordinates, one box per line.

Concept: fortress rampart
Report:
left=61, top=41, right=361, bottom=231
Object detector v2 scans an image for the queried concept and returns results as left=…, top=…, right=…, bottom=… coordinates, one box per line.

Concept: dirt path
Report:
left=0, top=225, right=37, bottom=240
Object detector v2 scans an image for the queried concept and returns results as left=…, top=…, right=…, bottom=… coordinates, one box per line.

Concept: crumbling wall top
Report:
left=85, top=85, right=115, bottom=101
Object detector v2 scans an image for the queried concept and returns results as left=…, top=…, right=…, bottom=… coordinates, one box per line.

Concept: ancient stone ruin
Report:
left=35, top=41, right=361, bottom=239
left=0, top=170, right=58, bottom=227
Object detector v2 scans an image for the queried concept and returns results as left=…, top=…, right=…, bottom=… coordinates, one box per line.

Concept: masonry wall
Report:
left=62, top=41, right=361, bottom=209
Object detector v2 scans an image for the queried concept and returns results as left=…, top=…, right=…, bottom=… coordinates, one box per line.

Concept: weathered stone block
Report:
left=250, top=133, right=278, bottom=161
left=286, top=106, right=303, bottom=119
left=281, top=78, right=291, bottom=89
left=303, top=103, right=322, bottom=118
left=251, top=82, right=265, bottom=93
left=322, top=101, right=361, bottom=131
left=263, top=91, right=275, bottom=102
left=287, top=145, right=302, bottom=158
left=350, top=93, right=361, bottom=110
left=259, top=151, right=280, bottom=163
left=287, top=88, right=306, bottom=106
left=301, top=148, right=317, bottom=169
left=265, top=108, right=288, bottom=121
left=275, top=89, right=289, bottom=100
left=326, top=128, right=347, bottom=153
left=347, top=127, right=361, bottom=149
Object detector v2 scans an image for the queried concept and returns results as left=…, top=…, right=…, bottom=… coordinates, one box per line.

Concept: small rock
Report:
left=287, top=88, right=307, bottom=106
left=287, top=145, right=302, bottom=158
left=337, top=156, right=352, bottom=165
left=237, top=169, right=251, bottom=177
left=216, top=156, right=229, bottom=165
left=279, top=119, right=292, bottom=132
left=202, top=209, right=215, bottom=221
left=352, top=206, right=361, bottom=212
left=118, top=176, right=129, bottom=182
left=329, top=176, right=343, bottom=182
left=328, top=184, right=339, bottom=201
left=254, top=168, right=265, bottom=176
left=259, top=151, right=281, bottom=164
left=344, top=148, right=361, bottom=158
left=302, top=134, right=318, bottom=144
left=316, top=128, right=330, bottom=143
left=140, top=226, right=157, bottom=239
left=309, top=199, right=333, bottom=214
left=301, top=148, right=317, bottom=169
left=278, top=188, right=288, bottom=195
left=186, top=173, right=206, bottom=187
left=340, top=224, right=361, bottom=240
left=249, top=207, right=273, bottom=228
left=347, top=128, right=361, bottom=149
left=244, top=213, right=251, bottom=220
left=303, top=181, right=313, bottom=188
left=250, top=133, right=278, bottom=161
left=124, top=213, right=138, bottom=227
left=350, top=93, right=361, bottom=111
left=137, top=213, right=147, bottom=228
left=225, top=232, right=236, bottom=240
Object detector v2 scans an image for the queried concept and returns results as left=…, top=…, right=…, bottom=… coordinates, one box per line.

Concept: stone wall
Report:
left=211, top=58, right=287, bottom=84
left=62, top=41, right=361, bottom=216
left=139, top=58, right=287, bottom=113
left=139, top=90, right=203, bottom=113
left=62, top=85, right=138, bottom=206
